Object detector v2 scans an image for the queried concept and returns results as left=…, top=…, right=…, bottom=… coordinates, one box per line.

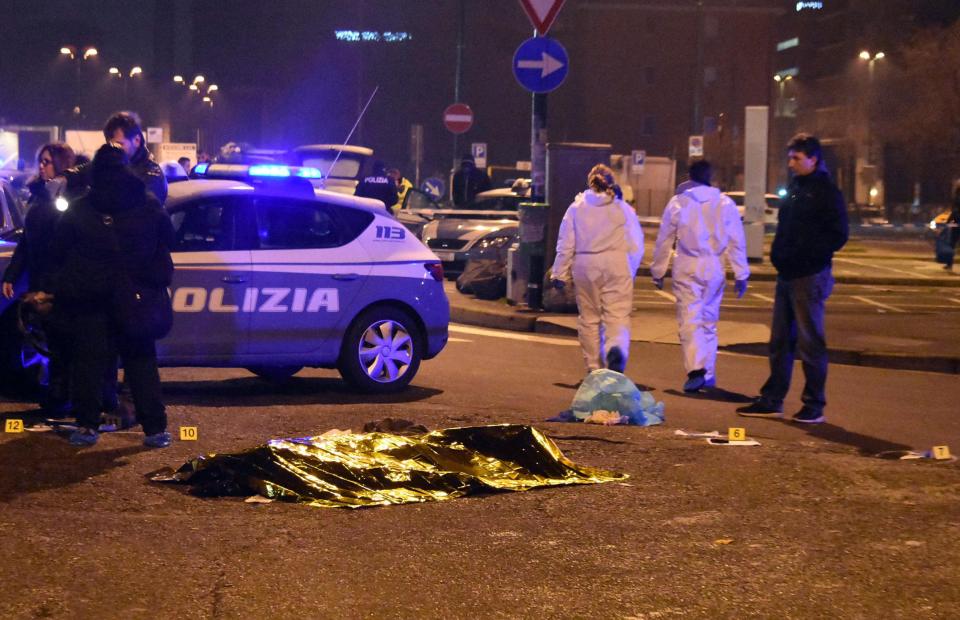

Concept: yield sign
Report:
left=443, top=103, right=474, bottom=134
left=518, top=0, right=566, bottom=35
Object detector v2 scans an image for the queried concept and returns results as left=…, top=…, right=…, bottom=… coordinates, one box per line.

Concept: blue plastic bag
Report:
left=567, top=369, right=665, bottom=426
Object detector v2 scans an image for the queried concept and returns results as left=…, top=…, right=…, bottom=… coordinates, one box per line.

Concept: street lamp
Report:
left=58, top=45, right=100, bottom=125
left=107, top=65, right=144, bottom=106
left=60, top=45, right=98, bottom=60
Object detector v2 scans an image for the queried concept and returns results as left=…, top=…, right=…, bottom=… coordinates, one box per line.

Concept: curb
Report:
left=449, top=300, right=960, bottom=376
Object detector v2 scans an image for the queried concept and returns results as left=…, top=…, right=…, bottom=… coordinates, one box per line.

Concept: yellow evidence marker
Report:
left=5, top=419, right=24, bottom=433
left=931, top=446, right=951, bottom=460
left=179, top=426, right=198, bottom=441
left=728, top=427, right=747, bottom=442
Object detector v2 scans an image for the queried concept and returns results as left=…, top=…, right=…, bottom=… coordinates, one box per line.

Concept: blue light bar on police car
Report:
left=193, top=162, right=209, bottom=175
left=248, top=164, right=292, bottom=177
left=297, top=167, right=324, bottom=179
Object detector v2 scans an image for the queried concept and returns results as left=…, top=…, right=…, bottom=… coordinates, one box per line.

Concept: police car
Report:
left=0, top=164, right=449, bottom=394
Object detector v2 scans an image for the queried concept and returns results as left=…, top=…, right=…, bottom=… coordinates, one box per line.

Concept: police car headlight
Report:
left=55, top=197, right=69, bottom=212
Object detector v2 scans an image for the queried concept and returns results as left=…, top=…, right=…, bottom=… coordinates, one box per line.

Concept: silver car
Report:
left=400, top=180, right=530, bottom=279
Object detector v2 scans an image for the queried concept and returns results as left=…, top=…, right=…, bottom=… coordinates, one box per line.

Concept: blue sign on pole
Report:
left=512, top=36, right=569, bottom=94
left=421, top=177, right=446, bottom=199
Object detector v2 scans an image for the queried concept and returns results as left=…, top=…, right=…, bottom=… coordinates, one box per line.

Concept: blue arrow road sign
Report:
left=421, top=177, right=445, bottom=199
left=513, top=36, right=568, bottom=94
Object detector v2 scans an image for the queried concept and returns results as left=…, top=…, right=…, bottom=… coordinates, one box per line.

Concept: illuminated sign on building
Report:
left=777, top=37, right=799, bottom=51
left=334, top=31, right=412, bottom=43
left=795, top=1, right=823, bottom=10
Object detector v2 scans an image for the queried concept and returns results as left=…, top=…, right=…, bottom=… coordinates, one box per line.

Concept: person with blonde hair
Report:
left=551, top=164, right=644, bottom=373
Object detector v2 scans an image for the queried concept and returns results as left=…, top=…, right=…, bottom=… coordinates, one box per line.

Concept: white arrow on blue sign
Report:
left=513, top=36, right=568, bottom=94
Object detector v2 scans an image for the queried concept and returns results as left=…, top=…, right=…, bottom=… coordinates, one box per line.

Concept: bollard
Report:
left=518, top=202, right=548, bottom=309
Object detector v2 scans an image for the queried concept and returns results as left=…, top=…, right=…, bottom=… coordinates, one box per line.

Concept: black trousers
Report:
left=69, top=311, right=166, bottom=434
left=760, top=268, right=834, bottom=413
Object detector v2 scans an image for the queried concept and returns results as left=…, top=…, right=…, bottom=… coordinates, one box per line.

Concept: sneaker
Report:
left=68, top=428, right=99, bottom=446
left=791, top=407, right=825, bottom=424
left=683, top=369, right=706, bottom=393
left=143, top=431, right=172, bottom=448
left=736, top=400, right=784, bottom=418
left=606, top=347, right=626, bottom=374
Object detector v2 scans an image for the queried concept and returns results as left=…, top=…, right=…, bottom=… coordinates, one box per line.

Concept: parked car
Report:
left=723, top=191, right=781, bottom=228
left=0, top=178, right=25, bottom=241
left=402, top=179, right=530, bottom=279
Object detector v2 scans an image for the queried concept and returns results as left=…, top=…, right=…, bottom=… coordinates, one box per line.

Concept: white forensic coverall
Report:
left=551, top=189, right=644, bottom=371
left=650, top=185, right=749, bottom=383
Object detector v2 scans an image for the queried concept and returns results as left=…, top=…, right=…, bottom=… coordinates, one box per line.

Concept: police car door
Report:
left=161, top=196, right=254, bottom=361
left=247, top=197, right=372, bottom=356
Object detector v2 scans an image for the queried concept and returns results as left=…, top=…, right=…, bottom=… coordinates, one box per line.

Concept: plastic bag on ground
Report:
left=569, top=369, right=665, bottom=426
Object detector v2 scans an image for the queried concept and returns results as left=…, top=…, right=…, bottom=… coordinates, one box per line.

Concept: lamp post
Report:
left=108, top=65, right=144, bottom=108
left=59, top=45, right=99, bottom=125
left=773, top=73, right=793, bottom=117
left=857, top=50, right=885, bottom=208
left=171, top=74, right=219, bottom=151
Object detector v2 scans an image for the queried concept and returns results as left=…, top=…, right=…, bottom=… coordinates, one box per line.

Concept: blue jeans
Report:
left=760, top=268, right=834, bottom=412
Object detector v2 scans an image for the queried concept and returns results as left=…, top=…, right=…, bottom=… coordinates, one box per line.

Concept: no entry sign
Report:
left=443, top=103, right=474, bottom=134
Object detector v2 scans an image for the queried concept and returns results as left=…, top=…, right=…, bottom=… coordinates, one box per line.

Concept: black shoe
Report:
left=791, top=407, right=825, bottom=424
left=683, top=369, right=706, bottom=393
left=736, top=400, right=783, bottom=418
left=606, top=347, right=625, bottom=374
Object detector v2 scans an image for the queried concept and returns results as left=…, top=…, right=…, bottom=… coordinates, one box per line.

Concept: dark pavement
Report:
left=1, top=325, right=958, bottom=618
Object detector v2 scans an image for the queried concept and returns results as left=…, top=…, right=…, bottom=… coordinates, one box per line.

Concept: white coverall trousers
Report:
left=671, top=253, right=725, bottom=382
left=572, top=251, right=635, bottom=371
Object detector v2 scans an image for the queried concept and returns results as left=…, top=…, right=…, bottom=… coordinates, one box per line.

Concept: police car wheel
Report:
left=338, top=307, right=422, bottom=393
left=246, top=366, right=303, bottom=382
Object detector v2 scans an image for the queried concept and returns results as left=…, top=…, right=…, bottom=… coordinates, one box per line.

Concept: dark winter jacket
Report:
left=452, top=166, right=492, bottom=207
left=64, top=143, right=168, bottom=205
left=770, top=170, right=849, bottom=280
left=51, top=146, right=174, bottom=310
left=2, top=177, right=65, bottom=291
left=354, top=174, right=398, bottom=210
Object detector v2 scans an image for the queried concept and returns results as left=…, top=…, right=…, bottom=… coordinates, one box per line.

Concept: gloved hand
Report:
left=551, top=279, right=565, bottom=290
left=652, top=277, right=664, bottom=290
left=734, top=279, right=748, bottom=299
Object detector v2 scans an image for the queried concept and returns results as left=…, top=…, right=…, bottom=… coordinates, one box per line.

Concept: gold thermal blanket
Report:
left=152, top=424, right=626, bottom=508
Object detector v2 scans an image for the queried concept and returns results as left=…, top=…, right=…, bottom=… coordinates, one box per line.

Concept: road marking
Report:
left=852, top=295, right=906, bottom=313
left=751, top=293, right=775, bottom=303
left=834, top=257, right=933, bottom=279
left=449, top=324, right=579, bottom=346
left=654, top=290, right=677, bottom=303
left=448, top=337, right=473, bottom=343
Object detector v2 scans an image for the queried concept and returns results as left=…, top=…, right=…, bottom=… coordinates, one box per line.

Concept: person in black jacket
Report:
left=451, top=154, right=491, bottom=207
left=738, top=133, right=848, bottom=424
left=64, top=111, right=168, bottom=205
left=49, top=144, right=175, bottom=447
left=354, top=160, right=398, bottom=210
left=2, top=143, right=75, bottom=414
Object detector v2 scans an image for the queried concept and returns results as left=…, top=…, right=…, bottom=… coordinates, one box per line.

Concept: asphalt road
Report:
left=634, top=280, right=960, bottom=316
left=1, top=326, right=959, bottom=618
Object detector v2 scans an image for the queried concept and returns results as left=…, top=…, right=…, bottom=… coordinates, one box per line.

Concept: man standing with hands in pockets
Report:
left=738, top=133, right=848, bottom=424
